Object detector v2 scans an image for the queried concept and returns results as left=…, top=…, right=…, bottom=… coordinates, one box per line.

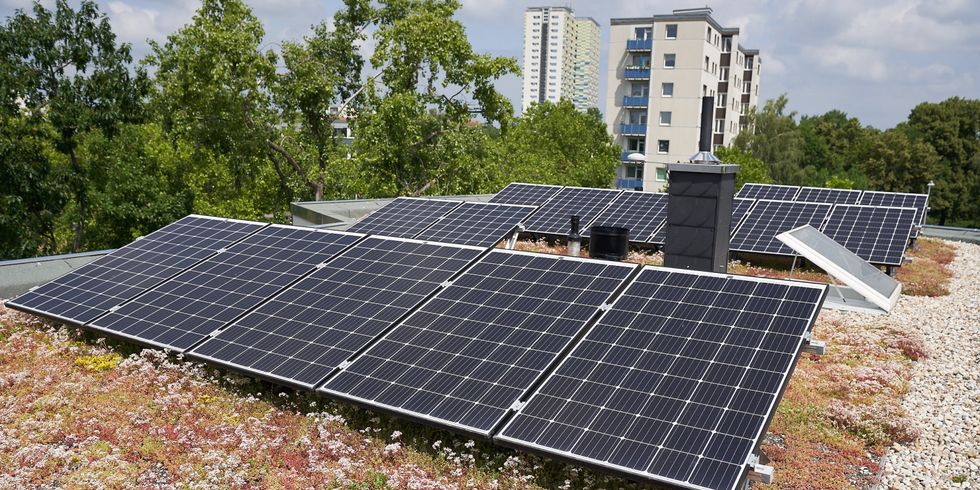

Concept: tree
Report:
left=0, top=0, right=147, bottom=251
left=734, top=95, right=806, bottom=184
left=798, top=110, right=876, bottom=188
left=715, top=146, right=770, bottom=190
left=354, top=0, right=519, bottom=196
left=905, top=97, right=980, bottom=226
left=492, top=101, right=620, bottom=188
left=861, top=129, right=940, bottom=198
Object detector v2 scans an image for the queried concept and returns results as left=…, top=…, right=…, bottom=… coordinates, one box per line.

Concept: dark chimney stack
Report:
left=663, top=96, right=739, bottom=273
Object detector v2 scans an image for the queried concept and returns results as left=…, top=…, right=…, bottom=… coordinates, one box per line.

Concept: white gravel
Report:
left=880, top=241, right=980, bottom=489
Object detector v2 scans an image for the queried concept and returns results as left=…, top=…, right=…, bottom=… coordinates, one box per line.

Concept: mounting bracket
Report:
left=745, top=454, right=774, bottom=484
left=505, top=224, right=525, bottom=250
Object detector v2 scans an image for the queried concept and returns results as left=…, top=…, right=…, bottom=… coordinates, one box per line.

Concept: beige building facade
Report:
left=604, top=7, right=761, bottom=191
left=522, top=7, right=601, bottom=112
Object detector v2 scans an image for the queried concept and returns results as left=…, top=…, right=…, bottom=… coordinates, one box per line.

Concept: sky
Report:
left=2, top=0, right=978, bottom=129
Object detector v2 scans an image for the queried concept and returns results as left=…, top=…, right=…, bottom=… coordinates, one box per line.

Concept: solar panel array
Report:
left=820, top=205, right=917, bottom=265
left=859, top=191, right=928, bottom=238
left=322, top=251, right=635, bottom=436
left=498, top=268, right=826, bottom=490
left=6, top=215, right=264, bottom=324
left=6, top=212, right=832, bottom=490
left=347, top=197, right=461, bottom=238
left=795, top=187, right=861, bottom=205
left=583, top=191, right=668, bottom=243
left=523, top=187, right=622, bottom=235
left=88, top=226, right=361, bottom=351
left=729, top=200, right=833, bottom=256
left=488, top=183, right=563, bottom=206
left=414, top=202, right=536, bottom=248
left=735, top=183, right=800, bottom=201
left=188, top=237, right=484, bottom=388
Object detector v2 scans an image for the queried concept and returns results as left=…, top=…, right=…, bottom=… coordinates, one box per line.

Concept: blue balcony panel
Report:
left=616, top=178, right=644, bottom=189
left=620, top=123, right=647, bottom=135
left=622, top=96, right=649, bottom=107
left=624, top=67, right=651, bottom=80
left=626, top=38, right=653, bottom=51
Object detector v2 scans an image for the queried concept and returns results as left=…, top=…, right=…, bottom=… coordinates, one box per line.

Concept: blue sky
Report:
left=2, top=0, right=978, bottom=128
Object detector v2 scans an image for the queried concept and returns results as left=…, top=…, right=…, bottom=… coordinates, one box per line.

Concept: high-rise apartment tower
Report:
left=605, top=7, right=761, bottom=191
left=522, top=7, right=601, bottom=112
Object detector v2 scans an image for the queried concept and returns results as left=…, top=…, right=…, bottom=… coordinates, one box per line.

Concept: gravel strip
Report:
left=880, top=241, right=980, bottom=489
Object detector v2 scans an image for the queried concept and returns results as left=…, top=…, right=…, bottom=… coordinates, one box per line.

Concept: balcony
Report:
left=616, top=178, right=644, bottom=190
left=622, top=95, right=649, bottom=107
left=623, top=67, right=651, bottom=80
left=626, top=38, right=653, bottom=51
left=620, top=123, right=647, bottom=136
left=621, top=151, right=644, bottom=161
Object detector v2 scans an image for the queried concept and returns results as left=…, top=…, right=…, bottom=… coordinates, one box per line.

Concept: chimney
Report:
left=662, top=96, right=740, bottom=273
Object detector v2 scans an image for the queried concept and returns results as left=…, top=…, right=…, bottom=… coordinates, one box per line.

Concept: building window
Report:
left=635, top=27, right=652, bottom=40
left=665, top=24, right=677, bottom=39
left=717, top=93, right=727, bottom=107
left=743, top=81, right=751, bottom=93
left=720, top=66, right=729, bottom=80
left=746, top=56, right=754, bottom=69
left=722, top=36, right=732, bottom=52
left=715, top=119, right=724, bottom=132
left=628, top=110, right=647, bottom=124
left=661, top=82, right=673, bottom=97
left=706, top=26, right=712, bottom=39
left=658, top=140, right=669, bottom=154
left=704, top=56, right=710, bottom=71
left=663, top=53, right=676, bottom=69
left=625, top=164, right=643, bottom=179
left=631, top=82, right=649, bottom=96
left=659, top=111, right=671, bottom=126
left=630, top=54, right=650, bottom=68
left=656, top=167, right=667, bottom=181
left=627, top=138, right=645, bottom=153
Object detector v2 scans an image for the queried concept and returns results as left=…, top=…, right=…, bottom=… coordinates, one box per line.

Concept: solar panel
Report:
left=347, top=197, right=461, bottom=238
left=794, top=187, right=861, bottom=205
left=650, top=198, right=755, bottom=246
left=497, top=267, right=827, bottom=490
left=187, top=237, right=484, bottom=389
left=820, top=205, right=916, bottom=266
left=858, top=191, right=928, bottom=238
left=523, top=187, right=622, bottom=235
left=582, top=191, right=668, bottom=243
left=729, top=200, right=833, bottom=256
left=488, top=183, right=563, bottom=206
left=321, top=250, right=636, bottom=436
left=413, top=202, right=537, bottom=248
left=87, top=226, right=362, bottom=351
left=735, top=183, right=800, bottom=201
left=5, top=215, right=264, bottom=325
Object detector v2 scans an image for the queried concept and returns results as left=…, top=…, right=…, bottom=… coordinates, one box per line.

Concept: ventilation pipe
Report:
left=662, top=96, right=740, bottom=273
left=567, top=215, right=581, bottom=257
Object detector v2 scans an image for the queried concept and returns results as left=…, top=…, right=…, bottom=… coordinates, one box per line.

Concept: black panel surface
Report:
left=6, top=216, right=264, bottom=324
left=523, top=187, right=622, bottom=235
left=488, top=183, right=563, bottom=206
left=858, top=191, right=928, bottom=238
left=414, top=202, right=536, bottom=247
left=583, top=191, right=668, bottom=243
left=188, top=237, right=483, bottom=388
left=651, top=198, right=754, bottom=246
left=321, top=250, right=635, bottom=436
left=729, top=200, right=832, bottom=256
left=794, top=187, right=861, bottom=205
left=497, top=267, right=826, bottom=490
left=821, top=205, right=916, bottom=265
left=347, top=197, right=461, bottom=238
left=735, top=183, right=799, bottom=201
left=88, top=226, right=361, bottom=351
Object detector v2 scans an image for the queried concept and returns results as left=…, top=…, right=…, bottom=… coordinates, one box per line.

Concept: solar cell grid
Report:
left=347, top=197, right=461, bottom=238
left=6, top=215, right=264, bottom=325
left=735, top=183, right=800, bottom=201
left=794, top=187, right=862, bottom=205
left=497, top=267, right=826, bottom=490
left=821, top=205, right=916, bottom=265
left=188, top=237, right=484, bottom=388
left=858, top=191, right=927, bottom=238
left=413, top=202, right=536, bottom=247
left=321, top=250, right=636, bottom=436
left=523, top=187, right=622, bottom=235
left=582, top=191, right=668, bottom=243
left=488, top=183, right=563, bottom=206
left=88, top=226, right=362, bottom=351
left=729, top=200, right=832, bottom=256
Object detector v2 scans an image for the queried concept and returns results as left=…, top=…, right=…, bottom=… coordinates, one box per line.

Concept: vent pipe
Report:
left=567, top=215, right=581, bottom=257
left=663, top=96, right=740, bottom=273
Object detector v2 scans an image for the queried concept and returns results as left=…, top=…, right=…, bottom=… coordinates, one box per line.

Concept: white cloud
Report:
left=839, top=0, right=979, bottom=52
left=107, top=1, right=161, bottom=44
left=459, top=0, right=508, bottom=20
left=804, top=45, right=888, bottom=82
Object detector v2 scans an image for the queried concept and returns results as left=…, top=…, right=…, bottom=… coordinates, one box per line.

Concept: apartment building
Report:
left=522, top=7, right=601, bottom=112
left=604, top=7, right=761, bottom=191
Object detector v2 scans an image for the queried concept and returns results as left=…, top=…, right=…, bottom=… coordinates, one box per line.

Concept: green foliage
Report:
left=861, top=129, right=939, bottom=196
left=824, top=175, right=854, bottom=189
left=715, top=146, right=770, bottom=190
left=734, top=94, right=805, bottom=184
left=493, top=101, right=620, bottom=188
